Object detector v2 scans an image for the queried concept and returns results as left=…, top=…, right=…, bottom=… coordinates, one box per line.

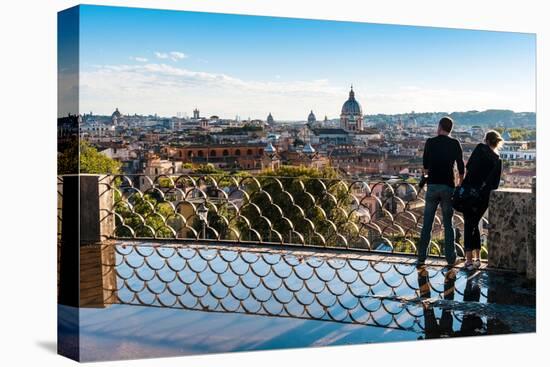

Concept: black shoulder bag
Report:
left=451, top=158, right=501, bottom=213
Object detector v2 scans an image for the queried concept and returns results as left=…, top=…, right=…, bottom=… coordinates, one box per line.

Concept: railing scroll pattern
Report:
left=98, top=174, right=488, bottom=258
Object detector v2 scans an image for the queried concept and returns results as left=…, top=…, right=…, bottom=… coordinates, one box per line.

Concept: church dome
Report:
left=341, top=87, right=362, bottom=116
left=308, top=110, right=316, bottom=124
left=267, top=112, right=274, bottom=125
left=112, top=108, right=122, bottom=118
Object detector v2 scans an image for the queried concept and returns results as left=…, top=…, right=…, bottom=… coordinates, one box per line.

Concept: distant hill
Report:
left=449, top=110, right=535, bottom=127
left=366, top=109, right=535, bottom=128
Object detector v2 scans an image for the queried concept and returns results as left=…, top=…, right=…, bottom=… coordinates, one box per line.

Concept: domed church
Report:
left=111, top=107, right=122, bottom=125
left=266, top=112, right=274, bottom=125
left=307, top=110, right=317, bottom=125
left=340, top=86, right=364, bottom=131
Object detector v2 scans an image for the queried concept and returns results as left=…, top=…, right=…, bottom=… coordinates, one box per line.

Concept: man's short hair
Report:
left=439, top=117, right=454, bottom=133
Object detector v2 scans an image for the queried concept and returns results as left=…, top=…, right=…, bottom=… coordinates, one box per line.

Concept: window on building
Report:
left=198, top=150, right=204, bottom=157
left=235, top=149, right=241, bottom=156
left=210, top=150, right=217, bottom=157
left=247, top=149, right=253, bottom=156
left=223, top=149, right=229, bottom=156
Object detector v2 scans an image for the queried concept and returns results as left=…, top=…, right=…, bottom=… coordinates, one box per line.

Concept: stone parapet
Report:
left=488, top=186, right=536, bottom=279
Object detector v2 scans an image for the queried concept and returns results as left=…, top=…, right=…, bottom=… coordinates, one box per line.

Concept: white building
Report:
left=500, top=141, right=536, bottom=161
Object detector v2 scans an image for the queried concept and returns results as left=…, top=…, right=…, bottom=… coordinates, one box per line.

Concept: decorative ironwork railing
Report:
left=93, top=174, right=488, bottom=258
left=103, top=242, right=493, bottom=334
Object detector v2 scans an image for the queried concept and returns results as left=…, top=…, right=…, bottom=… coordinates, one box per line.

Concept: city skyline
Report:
left=81, top=106, right=535, bottom=123
left=75, top=5, right=536, bottom=119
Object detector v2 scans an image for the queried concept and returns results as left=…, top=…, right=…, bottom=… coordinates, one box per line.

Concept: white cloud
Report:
left=58, top=70, right=79, bottom=117
left=169, top=51, right=187, bottom=61
left=154, top=52, right=169, bottom=59
left=80, top=63, right=344, bottom=119
left=154, top=51, right=187, bottom=62
left=79, top=62, right=535, bottom=119
left=130, top=56, right=148, bottom=62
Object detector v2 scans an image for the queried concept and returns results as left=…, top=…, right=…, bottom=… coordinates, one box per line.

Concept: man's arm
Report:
left=456, top=141, right=465, bottom=185
left=422, top=139, right=430, bottom=175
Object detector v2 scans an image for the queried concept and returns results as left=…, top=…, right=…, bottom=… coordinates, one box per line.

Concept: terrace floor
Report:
left=58, top=241, right=536, bottom=362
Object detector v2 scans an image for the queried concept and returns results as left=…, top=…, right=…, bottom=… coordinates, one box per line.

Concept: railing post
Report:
left=58, top=174, right=116, bottom=308
left=487, top=183, right=536, bottom=279
left=98, top=175, right=115, bottom=241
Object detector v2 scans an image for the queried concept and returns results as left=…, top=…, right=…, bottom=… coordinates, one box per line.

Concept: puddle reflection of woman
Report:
left=460, top=274, right=484, bottom=335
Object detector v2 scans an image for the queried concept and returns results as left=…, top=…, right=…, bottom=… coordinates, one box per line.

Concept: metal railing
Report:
left=57, top=174, right=536, bottom=337
left=102, top=242, right=494, bottom=334
left=87, top=174, right=488, bottom=259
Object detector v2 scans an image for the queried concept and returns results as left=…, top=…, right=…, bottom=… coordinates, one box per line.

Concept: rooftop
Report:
left=312, top=128, right=349, bottom=135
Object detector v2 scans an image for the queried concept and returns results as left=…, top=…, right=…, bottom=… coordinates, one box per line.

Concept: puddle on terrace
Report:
left=58, top=242, right=536, bottom=362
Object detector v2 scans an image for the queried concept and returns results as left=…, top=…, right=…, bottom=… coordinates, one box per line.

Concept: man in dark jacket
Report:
left=417, top=117, right=465, bottom=268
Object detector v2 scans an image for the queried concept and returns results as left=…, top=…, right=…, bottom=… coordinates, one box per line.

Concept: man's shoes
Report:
left=473, top=259, right=481, bottom=269
left=445, top=258, right=461, bottom=268
left=464, top=260, right=475, bottom=271
left=443, top=267, right=457, bottom=280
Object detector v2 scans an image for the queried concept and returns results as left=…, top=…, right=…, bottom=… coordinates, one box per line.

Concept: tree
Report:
left=114, top=192, right=176, bottom=238
left=57, top=139, right=79, bottom=174
left=194, top=163, right=222, bottom=175
left=236, top=166, right=367, bottom=247
left=494, top=127, right=535, bottom=141
left=79, top=141, right=122, bottom=174
left=58, top=140, right=121, bottom=174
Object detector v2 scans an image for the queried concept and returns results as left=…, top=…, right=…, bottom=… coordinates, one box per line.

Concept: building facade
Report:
left=170, top=143, right=273, bottom=171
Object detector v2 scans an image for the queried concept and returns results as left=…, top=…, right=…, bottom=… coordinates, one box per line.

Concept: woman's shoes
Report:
left=464, top=259, right=481, bottom=271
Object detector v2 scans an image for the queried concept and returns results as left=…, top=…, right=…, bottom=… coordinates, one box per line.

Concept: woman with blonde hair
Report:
left=461, top=130, right=503, bottom=270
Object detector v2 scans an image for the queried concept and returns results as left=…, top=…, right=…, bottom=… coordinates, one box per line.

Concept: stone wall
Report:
left=487, top=185, right=536, bottom=279
left=58, top=175, right=116, bottom=308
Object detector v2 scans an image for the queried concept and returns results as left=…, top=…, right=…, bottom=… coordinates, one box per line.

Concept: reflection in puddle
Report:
left=59, top=242, right=535, bottom=362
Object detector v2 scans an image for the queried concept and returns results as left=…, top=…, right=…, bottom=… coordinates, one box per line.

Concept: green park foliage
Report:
left=494, top=127, right=536, bottom=141
left=58, top=140, right=122, bottom=174
left=234, top=166, right=370, bottom=247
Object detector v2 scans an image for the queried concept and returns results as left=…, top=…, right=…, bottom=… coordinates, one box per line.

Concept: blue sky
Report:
left=74, top=5, right=536, bottom=119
